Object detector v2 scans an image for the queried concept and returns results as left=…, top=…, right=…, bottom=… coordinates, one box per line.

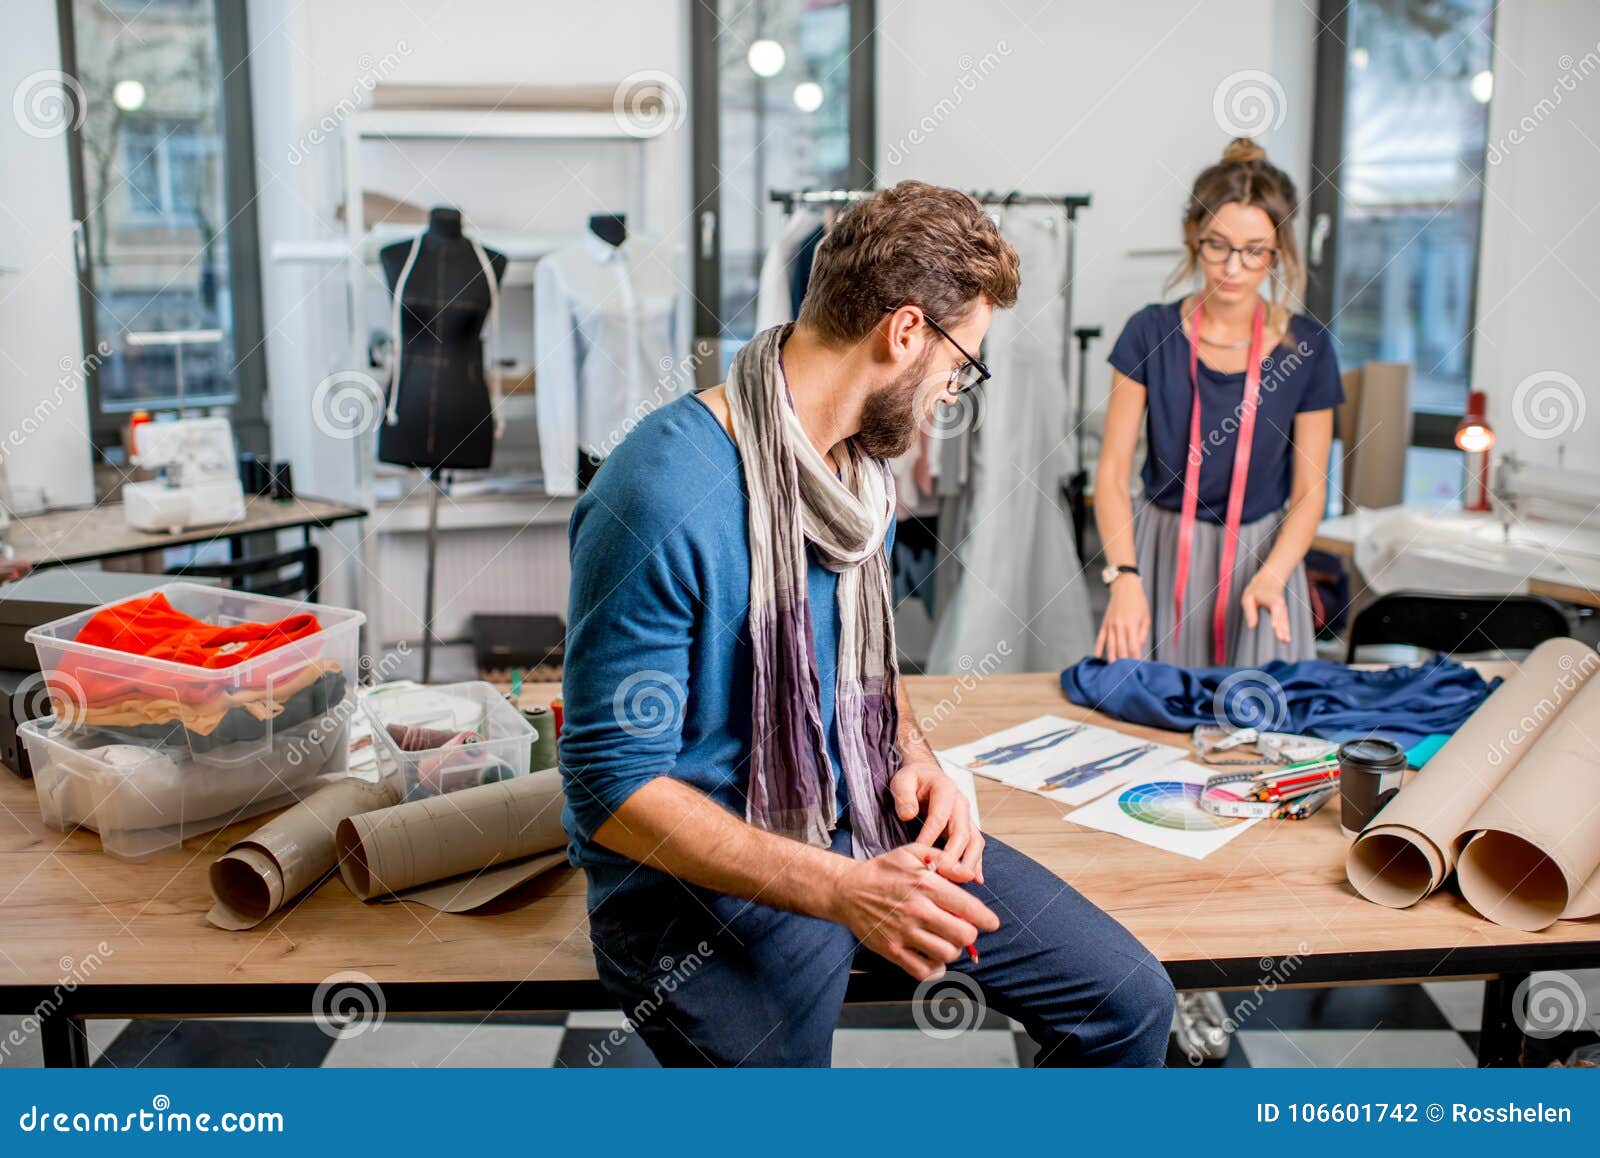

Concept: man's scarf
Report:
left=725, top=324, right=910, bottom=858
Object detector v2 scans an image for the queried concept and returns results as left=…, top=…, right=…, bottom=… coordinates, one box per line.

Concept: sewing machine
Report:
left=121, top=416, right=246, bottom=534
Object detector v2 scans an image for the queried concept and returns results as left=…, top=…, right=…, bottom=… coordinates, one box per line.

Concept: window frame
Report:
left=55, top=0, right=269, bottom=462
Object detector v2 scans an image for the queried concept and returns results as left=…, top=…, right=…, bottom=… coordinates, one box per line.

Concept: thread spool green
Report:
left=524, top=705, right=557, bottom=770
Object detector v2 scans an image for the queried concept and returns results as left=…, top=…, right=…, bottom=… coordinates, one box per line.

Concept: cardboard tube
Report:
left=208, top=777, right=400, bottom=930
left=1346, top=637, right=1599, bottom=908
left=335, top=768, right=568, bottom=910
left=1455, top=673, right=1600, bottom=930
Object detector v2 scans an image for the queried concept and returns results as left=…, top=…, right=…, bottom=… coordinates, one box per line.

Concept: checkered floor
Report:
left=5, top=975, right=1597, bottom=1067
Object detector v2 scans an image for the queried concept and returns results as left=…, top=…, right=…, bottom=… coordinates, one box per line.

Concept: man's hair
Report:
left=796, top=180, right=1020, bottom=344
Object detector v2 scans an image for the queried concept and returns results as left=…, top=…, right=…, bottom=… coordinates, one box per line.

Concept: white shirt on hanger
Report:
left=534, top=231, right=691, bottom=496
left=755, top=207, right=824, bottom=331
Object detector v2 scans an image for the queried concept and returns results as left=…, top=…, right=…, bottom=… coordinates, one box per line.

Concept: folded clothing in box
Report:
left=41, top=590, right=348, bottom=755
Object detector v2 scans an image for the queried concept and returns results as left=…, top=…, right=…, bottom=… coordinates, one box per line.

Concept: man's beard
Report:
left=855, top=350, right=934, bottom=459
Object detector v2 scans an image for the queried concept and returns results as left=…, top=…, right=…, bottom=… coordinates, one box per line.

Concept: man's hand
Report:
left=828, top=843, right=1000, bottom=981
left=889, top=757, right=985, bottom=884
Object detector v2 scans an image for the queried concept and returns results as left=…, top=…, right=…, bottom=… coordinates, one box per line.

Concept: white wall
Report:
left=1472, top=1, right=1600, bottom=471
left=875, top=0, right=1318, bottom=464
left=246, top=0, right=693, bottom=606
left=0, top=0, right=94, bottom=512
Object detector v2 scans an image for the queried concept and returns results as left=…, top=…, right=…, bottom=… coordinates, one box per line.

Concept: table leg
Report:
left=1478, top=972, right=1531, bottom=1067
left=38, top=1005, right=90, bottom=1068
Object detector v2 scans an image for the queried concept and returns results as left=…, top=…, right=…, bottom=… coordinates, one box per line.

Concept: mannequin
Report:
left=588, top=212, right=627, bottom=248
left=377, top=206, right=508, bottom=470
left=376, top=206, right=507, bottom=682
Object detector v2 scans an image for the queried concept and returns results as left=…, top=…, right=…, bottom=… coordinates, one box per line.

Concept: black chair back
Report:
left=1346, top=591, right=1570, bottom=663
left=166, top=544, right=320, bottom=602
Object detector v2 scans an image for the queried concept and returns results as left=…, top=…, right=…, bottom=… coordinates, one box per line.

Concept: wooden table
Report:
left=6, top=495, right=367, bottom=596
left=3, top=673, right=1598, bottom=1067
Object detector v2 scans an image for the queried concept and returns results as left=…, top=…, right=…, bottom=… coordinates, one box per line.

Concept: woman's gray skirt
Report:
left=1134, top=503, right=1316, bottom=667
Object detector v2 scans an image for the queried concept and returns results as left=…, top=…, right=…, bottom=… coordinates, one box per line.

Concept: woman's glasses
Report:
left=1194, top=234, right=1277, bottom=271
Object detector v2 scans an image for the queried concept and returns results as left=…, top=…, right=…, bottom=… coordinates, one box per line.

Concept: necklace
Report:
left=1199, top=332, right=1251, bottom=350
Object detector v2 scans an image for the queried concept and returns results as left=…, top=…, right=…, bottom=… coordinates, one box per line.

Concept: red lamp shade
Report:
left=1456, top=391, right=1494, bottom=511
left=1455, top=391, right=1494, bottom=454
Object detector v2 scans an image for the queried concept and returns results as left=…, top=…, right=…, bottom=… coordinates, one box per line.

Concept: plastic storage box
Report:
left=25, top=582, right=363, bottom=767
left=20, top=711, right=348, bottom=860
left=362, top=681, right=533, bottom=800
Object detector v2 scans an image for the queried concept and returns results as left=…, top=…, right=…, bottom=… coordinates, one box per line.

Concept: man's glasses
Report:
left=1194, top=234, right=1277, bottom=271
left=882, top=306, right=991, bottom=393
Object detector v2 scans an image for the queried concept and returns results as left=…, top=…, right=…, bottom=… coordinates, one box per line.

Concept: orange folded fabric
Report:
left=55, top=592, right=323, bottom=707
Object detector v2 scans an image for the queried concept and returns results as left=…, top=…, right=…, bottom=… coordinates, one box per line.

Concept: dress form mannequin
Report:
left=376, top=207, right=506, bottom=680
left=377, top=207, right=508, bottom=470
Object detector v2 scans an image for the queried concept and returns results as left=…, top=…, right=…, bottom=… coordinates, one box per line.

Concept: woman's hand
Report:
left=1095, top=577, right=1150, bottom=661
left=1241, top=566, right=1292, bottom=646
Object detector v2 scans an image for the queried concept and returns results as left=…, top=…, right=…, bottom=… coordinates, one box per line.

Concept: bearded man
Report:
left=558, top=181, right=1174, bottom=1067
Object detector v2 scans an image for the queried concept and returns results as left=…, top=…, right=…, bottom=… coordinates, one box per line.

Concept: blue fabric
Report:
left=1060, top=655, right=1499, bottom=749
left=1107, top=299, right=1344, bottom=524
left=586, top=825, right=1175, bottom=1067
left=560, top=394, right=888, bottom=908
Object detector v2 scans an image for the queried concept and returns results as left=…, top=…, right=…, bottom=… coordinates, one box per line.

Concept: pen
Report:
left=924, top=855, right=980, bottom=964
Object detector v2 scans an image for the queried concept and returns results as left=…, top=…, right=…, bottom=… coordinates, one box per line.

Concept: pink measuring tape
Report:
left=1172, top=299, right=1266, bottom=665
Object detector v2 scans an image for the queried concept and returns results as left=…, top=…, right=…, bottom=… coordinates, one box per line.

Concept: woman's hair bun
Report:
left=1221, top=137, right=1266, bottom=165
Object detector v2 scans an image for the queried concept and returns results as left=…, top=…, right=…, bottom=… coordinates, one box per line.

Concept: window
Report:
left=58, top=0, right=266, bottom=457
left=692, top=0, right=876, bottom=372
left=1308, top=0, right=1496, bottom=501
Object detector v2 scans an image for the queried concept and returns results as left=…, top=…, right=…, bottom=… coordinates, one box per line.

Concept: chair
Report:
left=1345, top=591, right=1570, bottom=663
left=165, top=543, right=321, bottom=602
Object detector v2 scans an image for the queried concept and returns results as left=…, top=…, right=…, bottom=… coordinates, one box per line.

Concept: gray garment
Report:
left=1135, top=503, right=1316, bottom=666
left=926, top=207, right=1094, bottom=674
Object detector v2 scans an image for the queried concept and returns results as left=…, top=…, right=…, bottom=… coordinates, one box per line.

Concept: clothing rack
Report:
left=769, top=186, right=1093, bottom=482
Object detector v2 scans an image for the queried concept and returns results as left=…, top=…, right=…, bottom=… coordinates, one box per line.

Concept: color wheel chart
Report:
left=1117, top=781, right=1244, bottom=831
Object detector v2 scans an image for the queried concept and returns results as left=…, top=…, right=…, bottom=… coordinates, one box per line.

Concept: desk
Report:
left=3, top=673, right=1598, bottom=1068
left=1315, top=508, right=1600, bottom=609
left=6, top=496, right=367, bottom=595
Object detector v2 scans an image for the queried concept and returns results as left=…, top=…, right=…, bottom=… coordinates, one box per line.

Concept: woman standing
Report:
left=1095, top=137, right=1342, bottom=666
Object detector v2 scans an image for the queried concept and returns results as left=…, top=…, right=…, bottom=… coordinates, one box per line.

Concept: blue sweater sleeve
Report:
left=559, top=451, right=701, bottom=848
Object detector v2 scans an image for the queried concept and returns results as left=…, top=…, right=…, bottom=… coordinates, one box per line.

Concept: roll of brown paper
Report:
left=1454, top=673, right=1600, bottom=930
left=1346, top=638, right=1600, bottom=916
left=335, top=767, right=568, bottom=912
left=208, top=777, right=400, bottom=930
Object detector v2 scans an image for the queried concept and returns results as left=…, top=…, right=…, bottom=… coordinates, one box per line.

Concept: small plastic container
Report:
left=20, top=711, right=348, bottom=860
left=25, top=582, right=364, bottom=767
left=362, top=681, right=532, bottom=800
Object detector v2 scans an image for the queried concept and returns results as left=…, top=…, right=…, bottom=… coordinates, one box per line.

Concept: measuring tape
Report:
left=1198, top=755, right=1341, bottom=821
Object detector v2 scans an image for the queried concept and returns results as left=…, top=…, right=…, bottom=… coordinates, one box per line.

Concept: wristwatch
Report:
left=1101, top=564, right=1141, bottom=586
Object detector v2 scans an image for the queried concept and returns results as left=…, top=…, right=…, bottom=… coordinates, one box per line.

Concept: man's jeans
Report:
left=586, top=829, right=1175, bottom=1066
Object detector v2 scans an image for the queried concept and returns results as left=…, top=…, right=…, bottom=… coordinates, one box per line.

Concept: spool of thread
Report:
left=524, top=705, right=557, bottom=770
left=550, top=696, right=564, bottom=739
